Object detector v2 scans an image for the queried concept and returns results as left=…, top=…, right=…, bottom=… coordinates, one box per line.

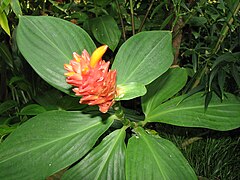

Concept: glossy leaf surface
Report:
left=16, top=16, right=96, bottom=93
left=0, top=12, right=10, bottom=36
left=90, top=15, right=121, bottom=51
left=63, top=127, right=126, bottom=180
left=19, top=104, right=46, bottom=115
left=115, top=82, right=147, bottom=100
left=142, top=67, right=188, bottom=115
left=112, top=31, right=173, bottom=85
left=126, top=127, right=197, bottom=180
left=0, top=111, right=112, bottom=180
left=146, top=92, right=240, bottom=131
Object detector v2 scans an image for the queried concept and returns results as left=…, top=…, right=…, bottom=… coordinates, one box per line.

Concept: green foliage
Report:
left=0, top=100, right=17, bottom=115
left=62, top=127, right=126, bottom=180
left=0, top=0, right=239, bottom=179
left=145, top=92, right=240, bottom=131
left=183, top=136, right=240, bottom=179
left=115, top=82, right=147, bottom=101
left=0, top=11, right=10, bottom=36
left=0, top=111, right=113, bottom=180
left=112, top=31, right=173, bottom=85
left=126, top=127, right=197, bottom=180
left=89, top=15, right=121, bottom=51
left=16, top=16, right=96, bottom=94
left=142, top=67, right=188, bottom=115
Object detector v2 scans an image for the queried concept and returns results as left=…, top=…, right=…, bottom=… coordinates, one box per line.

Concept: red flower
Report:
left=64, top=45, right=117, bottom=113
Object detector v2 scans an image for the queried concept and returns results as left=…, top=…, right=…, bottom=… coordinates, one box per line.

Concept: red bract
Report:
left=64, top=45, right=117, bottom=113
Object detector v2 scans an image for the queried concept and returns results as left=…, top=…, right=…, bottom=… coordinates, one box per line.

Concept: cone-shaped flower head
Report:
left=64, top=45, right=117, bottom=113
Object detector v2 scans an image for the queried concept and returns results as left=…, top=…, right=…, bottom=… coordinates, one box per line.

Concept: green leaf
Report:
left=0, top=100, right=17, bottom=114
left=57, top=96, right=87, bottom=110
left=145, top=92, right=240, bottom=131
left=34, top=89, right=63, bottom=110
left=16, top=16, right=96, bottom=94
left=231, top=64, right=240, bottom=89
left=94, top=0, right=113, bottom=6
left=19, top=104, right=46, bottom=115
left=112, top=31, right=173, bottom=85
left=0, top=0, right=11, bottom=12
left=188, top=16, right=207, bottom=26
left=211, top=52, right=239, bottom=69
left=0, top=42, right=14, bottom=69
left=115, top=82, right=147, bottom=100
left=126, top=127, right=197, bottom=180
left=0, top=110, right=113, bottom=180
left=0, top=125, right=16, bottom=137
left=90, top=15, right=121, bottom=51
left=10, top=0, right=22, bottom=17
left=0, top=11, right=10, bottom=36
left=62, top=127, right=126, bottom=180
left=142, top=67, right=188, bottom=116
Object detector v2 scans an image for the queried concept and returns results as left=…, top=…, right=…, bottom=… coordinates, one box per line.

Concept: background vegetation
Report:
left=0, top=0, right=239, bottom=179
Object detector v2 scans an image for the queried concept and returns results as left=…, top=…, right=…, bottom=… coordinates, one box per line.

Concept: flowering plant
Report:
left=64, top=45, right=116, bottom=113
left=0, top=16, right=239, bottom=180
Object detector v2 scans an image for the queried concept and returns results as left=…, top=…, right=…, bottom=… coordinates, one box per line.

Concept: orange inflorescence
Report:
left=64, top=45, right=117, bottom=113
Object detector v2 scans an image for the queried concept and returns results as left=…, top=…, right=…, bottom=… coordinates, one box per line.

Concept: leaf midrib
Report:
left=147, top=103, right=239, bottom=120
left=122, top=33, right=168, bottom=84
left=95, top=128, right=125, bottom=179
left=139, top=129, right=165, bottom=178
left=22, top=17, right=70, bottom=60
left=0, top=121, right=102, bottom=164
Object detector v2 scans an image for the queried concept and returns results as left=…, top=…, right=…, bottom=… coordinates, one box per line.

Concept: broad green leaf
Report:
left=115, top=82, right=147, bottom=100
left=33, top=90, right=86, bottom=111
left=126, top=127, right=197, bottom=180
left=142, top=67, right=188, bottom=116
left=112, top=31, right=173, bottom=85
left=10, top=0, right=22, bottom=16
left=0, top=110, right=113, bottom=180
left=146, top=92, right=240, bottom=131
left=16, top=16, right=96, bottom=94
left=19, top=104, right=46, bottom=115
left=0, top=100, right=17, bottom=114
left=62, top=127, right=126, bottom=180
left=0, top=11, right=10, bottom=36
left=90, top=15, right=121, bottom=51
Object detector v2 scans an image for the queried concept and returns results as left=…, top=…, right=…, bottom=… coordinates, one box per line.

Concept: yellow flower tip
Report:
left=64, top=71, right=75, bottom=77
left=64, top=64, right=72, bottom=71
left=81, top=67, right=89, bottom=74
left=90, top=45, right=108, bottom=68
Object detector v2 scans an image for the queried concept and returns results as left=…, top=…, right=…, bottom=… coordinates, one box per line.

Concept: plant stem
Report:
left=113, top=102, right=141, bottom=128
left=116, top=0, right=126, bottom=41
left=212, top=1, right=240, bottom=54
left=138, top=0, right=155, bottom=33
left=129, top=0, right=135, bottom=35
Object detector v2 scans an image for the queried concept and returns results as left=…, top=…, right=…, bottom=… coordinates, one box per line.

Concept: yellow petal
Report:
left=64, top=71, right=75, bottom=77
left=90, top=45, right=108, bottom=68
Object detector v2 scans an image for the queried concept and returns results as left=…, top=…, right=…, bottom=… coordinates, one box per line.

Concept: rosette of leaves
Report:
left=0, top=16, right=239, bottom=180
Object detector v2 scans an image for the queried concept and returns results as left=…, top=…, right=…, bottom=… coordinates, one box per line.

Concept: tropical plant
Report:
left=0, top=15, right=239, bottom=180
